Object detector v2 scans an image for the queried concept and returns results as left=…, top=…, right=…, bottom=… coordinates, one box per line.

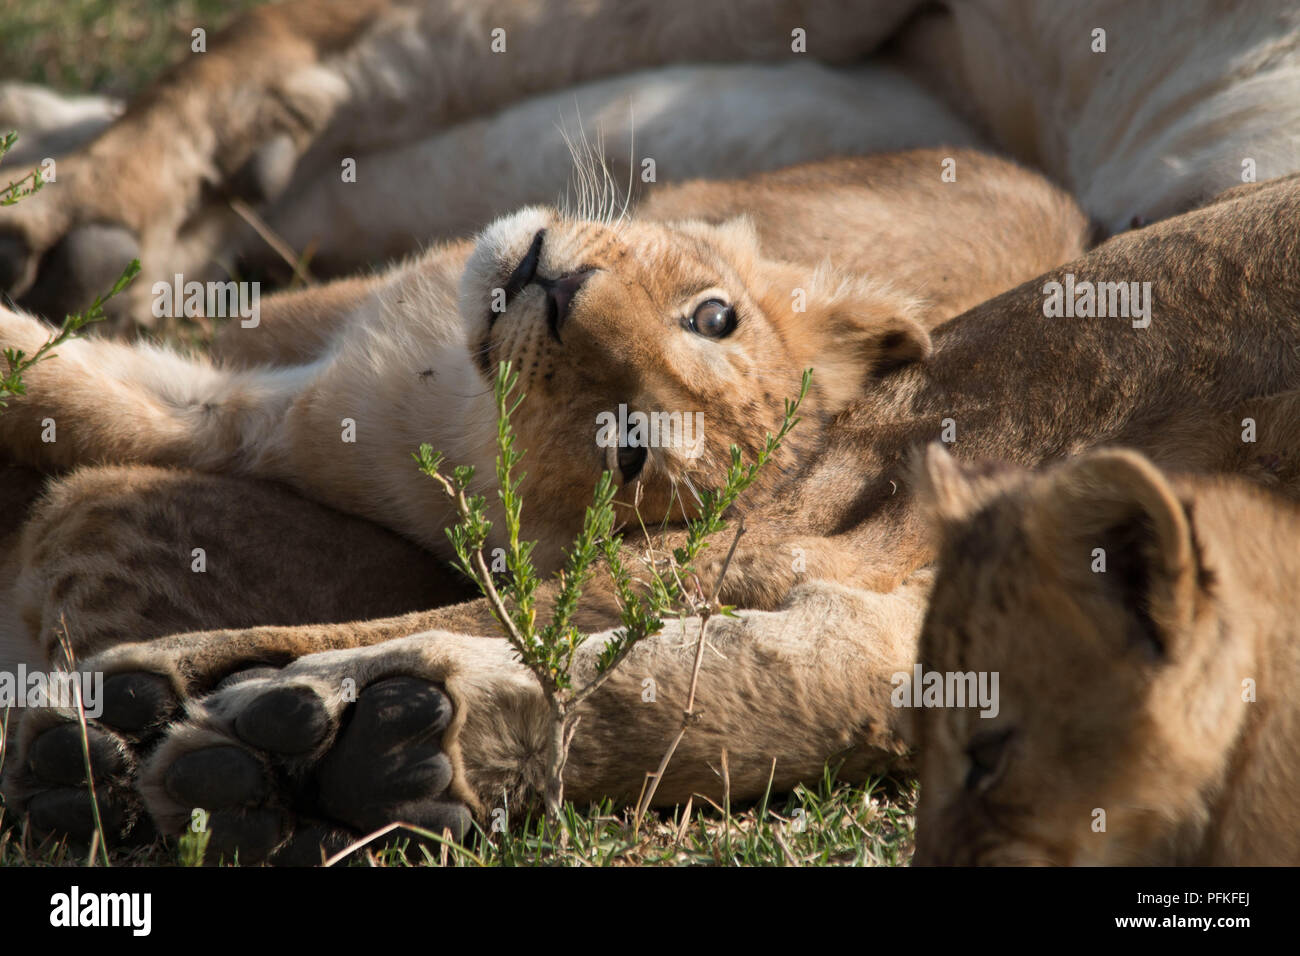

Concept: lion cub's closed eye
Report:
left=910, top=444, right=1300, bottom=866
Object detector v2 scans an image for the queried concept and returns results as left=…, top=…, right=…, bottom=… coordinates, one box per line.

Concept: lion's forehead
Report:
left=552, top=221, right=745, bottom=301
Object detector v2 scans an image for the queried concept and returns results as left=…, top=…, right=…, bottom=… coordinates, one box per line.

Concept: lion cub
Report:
left=911, top=444, right=1300, bottom=866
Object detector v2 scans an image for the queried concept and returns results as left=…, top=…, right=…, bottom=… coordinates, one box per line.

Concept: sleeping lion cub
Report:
left=913, top=445, right=1300, bottom=866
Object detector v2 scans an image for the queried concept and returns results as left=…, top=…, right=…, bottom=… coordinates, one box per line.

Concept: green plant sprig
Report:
left=416, top=360, right=811, bottom=821
left=0, top=131, right=46, bottom=206
left=0, top=258, right=141, bottom=407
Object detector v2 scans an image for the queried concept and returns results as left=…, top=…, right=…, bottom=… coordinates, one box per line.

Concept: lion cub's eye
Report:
left=964, top=727, right=1014, bottom=794
left=686, top=299, right=737, bottom=338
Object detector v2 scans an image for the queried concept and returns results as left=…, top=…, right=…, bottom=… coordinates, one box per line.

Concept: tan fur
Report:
left=912, top=446, right=1300, bottom=865
left=2, top=465, right=472, bottom=671
left=1, top=461, right=928, bottom=821
left=0, top=461, right=49, bottom=678
left=4, top=1, right=1300, bottom=849
left=4, top=168, right=1298, bottom=841
left=0, top=146, right=1082, bottom=831
left=638, top=153, right=1086, bottom=323
left=651, top=172, right=1300, bottom=607
left=211, top=274, right=386, bottom=367
left=894, top=1, right=1300, bottom=232
left=0, top=0, right=930, bottom=325
left=0, top=151, right=1085, bottom=580
left=0, top=0, right=394, bottom=310
left=123, top=576, right=928, bottom=826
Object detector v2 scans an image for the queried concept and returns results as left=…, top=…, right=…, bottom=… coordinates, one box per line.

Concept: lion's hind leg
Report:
left=2, top=463, right=467, bottom=849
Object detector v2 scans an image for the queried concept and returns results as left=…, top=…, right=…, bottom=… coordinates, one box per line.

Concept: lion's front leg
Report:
left=560, top=577, right=929, bottom=805
left=0, top=300, right=303, bottom=475
left=6, top=589, right=544, bottom=860
left=0, top=0, right=396, bottom=326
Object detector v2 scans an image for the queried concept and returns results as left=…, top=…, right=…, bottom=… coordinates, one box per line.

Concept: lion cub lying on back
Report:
left=912, top=445, right=1300, bottom=865
left=0, top=150, right=1083, bottom=578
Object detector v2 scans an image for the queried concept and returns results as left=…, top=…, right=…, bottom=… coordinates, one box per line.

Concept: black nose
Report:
left=501, top=229, right=545, bottom=312
left=539, top=269, right=592, bottom=342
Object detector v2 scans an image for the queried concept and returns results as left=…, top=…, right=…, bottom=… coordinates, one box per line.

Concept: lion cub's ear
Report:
left=821, top=272, right=931, bottom=375
left=776, top=267, right=931, bottom=410
left=918, top=443, right=970, bottom=521
left=914, top=443, right=1024, bottom=533
left=1027, top=449, right=1201, bottom=660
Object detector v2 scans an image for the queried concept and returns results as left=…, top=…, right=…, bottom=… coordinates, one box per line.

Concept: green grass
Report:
left=1, top=771, right=917, bottom=867
left=458, top=773, right=918, bottom=868
left=0, top=0, right=262, bottom=97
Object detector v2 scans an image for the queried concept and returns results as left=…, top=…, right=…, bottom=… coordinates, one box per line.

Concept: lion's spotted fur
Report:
left=0, top=145, right=1088, bottom=826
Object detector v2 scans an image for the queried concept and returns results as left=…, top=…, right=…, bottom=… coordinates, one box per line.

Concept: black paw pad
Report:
left=204, top=808, right=288, bottom=864
left=27, top=787, right=129, bottom=840
left=409, top=800, right=472, bottom=843
left=314, top=678, right=456, bottom=828
left=163, top=745, right=267, bottom=809
left=350, top=677, right=453, bottom=746
left=319, top=747, right=454, bottom=823
left=27, top=723, right=125, bottom=786
left=354, top=798, right=472, bottom=843
left=233, top=684, right=331, bottom=754
left=270, top=824, right=355, bottom=867
left=101, top=672, right=177, bottom=734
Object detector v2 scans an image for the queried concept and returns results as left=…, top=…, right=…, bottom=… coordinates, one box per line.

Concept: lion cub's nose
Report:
left=538, top=269, right=592, bottom=342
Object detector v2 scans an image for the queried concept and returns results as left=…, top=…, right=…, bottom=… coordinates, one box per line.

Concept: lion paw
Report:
left=140, top=667, right=472, bottom=865
left=5, top=670, right=181, bottom=845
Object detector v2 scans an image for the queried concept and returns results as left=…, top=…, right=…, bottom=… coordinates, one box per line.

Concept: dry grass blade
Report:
left=673, top=796, right=694, bottom=844
left=55, top=614, right=109, bottom=867
left=321, top=821, right=485, bottom=868
left=772, top=826, right=800, bottom=867
left=228, top=197, right=315, bottom=287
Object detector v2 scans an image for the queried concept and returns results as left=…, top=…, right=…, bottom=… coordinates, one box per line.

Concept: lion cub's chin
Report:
left=911, top=444, right=1300, bottom=867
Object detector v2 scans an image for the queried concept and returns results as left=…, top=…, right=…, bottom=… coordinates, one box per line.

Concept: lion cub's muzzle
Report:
left=499, top=228, right=593, bottom=342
